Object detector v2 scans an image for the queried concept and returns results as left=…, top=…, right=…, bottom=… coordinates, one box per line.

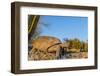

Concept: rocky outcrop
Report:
left=28, top=36, right=62, bottom=60
left=28, top=36, right=88, bottom=60
left=32, top=36, right=61, bottom=51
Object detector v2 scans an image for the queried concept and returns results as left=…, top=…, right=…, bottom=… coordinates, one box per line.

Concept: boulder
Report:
left=28, top=36, right=61, bottom=60
left=32, top=36, right=61, bottom=50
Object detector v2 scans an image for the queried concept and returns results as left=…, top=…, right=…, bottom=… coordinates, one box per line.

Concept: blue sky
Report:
left=36, top=15, right=88, bottom=42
